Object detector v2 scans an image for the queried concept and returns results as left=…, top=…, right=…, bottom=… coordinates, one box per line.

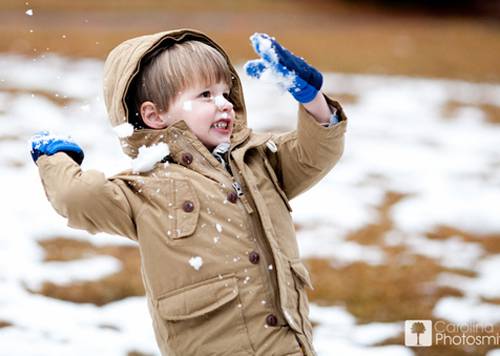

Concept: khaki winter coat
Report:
left=37, top=29, right=347, bottom=356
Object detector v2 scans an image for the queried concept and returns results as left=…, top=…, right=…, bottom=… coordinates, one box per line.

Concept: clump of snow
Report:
left=214, top=95, right=227, bottom=109
left=259, top=66, right=295, bottom=91
left=25, top=9, right=33, bottom=16
left=245, top=33, right=295, bottom=92
left=251, top=33, right=278, bottom=63
left=29, top=132, right=79, bottom=150
left=189, top=256, right=203, bottom=271
left=215, top=223, right=222, bottom=233
left=182, top=100, right=192, bottom=112
left=113, top=123, right=134, bottom=138
left=131, top=143, right=169, bottom=173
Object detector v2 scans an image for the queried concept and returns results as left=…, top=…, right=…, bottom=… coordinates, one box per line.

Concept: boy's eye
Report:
left=200, top=91, right=211, bottom=98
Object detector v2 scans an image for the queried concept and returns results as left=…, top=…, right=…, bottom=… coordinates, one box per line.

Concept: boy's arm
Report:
left=31, top=133, right=138, bottom=240
left=37, top=153, right=138, bottom=240
left=269, top=94, right=347, bottom=200
left=245, top=33, right=347, bottom=200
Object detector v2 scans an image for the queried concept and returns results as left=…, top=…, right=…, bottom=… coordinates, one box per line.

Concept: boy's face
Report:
left=160, top=81, right=235, bottom=151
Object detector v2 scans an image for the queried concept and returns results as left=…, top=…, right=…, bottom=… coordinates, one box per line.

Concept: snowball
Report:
left=25, top=9, right=33, bottom=16
left=189, top=256, right=203, bottom=271
left=113, top=123, right=134, bottom=138
left=131, top=142, right=169, bottom=173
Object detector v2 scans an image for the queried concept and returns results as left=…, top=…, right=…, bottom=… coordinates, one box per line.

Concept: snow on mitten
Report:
left=30, top=131, right=84, bottom=165
left=244, top=33, right=323, bottom=103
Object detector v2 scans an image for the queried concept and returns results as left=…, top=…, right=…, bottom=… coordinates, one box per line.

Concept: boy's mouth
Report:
left=211, top=119, right=232, bottom=133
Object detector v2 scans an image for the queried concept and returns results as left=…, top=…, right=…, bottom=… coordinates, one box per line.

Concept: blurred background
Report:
left=1, top=1, right=499, bottom=356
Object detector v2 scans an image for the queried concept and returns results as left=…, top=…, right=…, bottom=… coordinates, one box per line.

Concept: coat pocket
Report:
left=169, top=179, right=200, bottom=239
left=262, top=156, right=293, bottom=212
left=157, top=274, right=252, bottom=355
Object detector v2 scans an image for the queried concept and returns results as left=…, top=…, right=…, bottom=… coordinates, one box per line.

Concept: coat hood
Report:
left=103, top=28, right=249, bottom=159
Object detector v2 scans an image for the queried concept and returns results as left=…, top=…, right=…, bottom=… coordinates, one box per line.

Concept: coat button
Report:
left=266, top=314, right=278, bottom=327
left=181, top=152, right=193, bottom=165
left=227, top=191, right=238, bottom=204
left=248, top=251, right=260, bottom=264
left=182, top=200, right=194, bottom=213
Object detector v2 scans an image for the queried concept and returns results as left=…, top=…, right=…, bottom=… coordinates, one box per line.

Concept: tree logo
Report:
left=405, top=320, right=432, bottom=346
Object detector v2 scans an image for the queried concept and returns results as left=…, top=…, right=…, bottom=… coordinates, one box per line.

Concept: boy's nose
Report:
left=214, top=95, right=233, bottom=111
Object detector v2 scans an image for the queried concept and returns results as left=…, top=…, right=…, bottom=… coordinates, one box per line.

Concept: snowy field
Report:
left=0, top=54, right=499, bottom=355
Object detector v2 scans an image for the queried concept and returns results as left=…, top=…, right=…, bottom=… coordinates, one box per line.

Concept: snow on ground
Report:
left=0, top=54, right=499, bottom=354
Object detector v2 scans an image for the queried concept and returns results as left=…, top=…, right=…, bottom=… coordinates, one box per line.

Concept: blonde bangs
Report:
left=132, top=41, right=233, bottom=124
left=167, top=42, right=233, bottom=94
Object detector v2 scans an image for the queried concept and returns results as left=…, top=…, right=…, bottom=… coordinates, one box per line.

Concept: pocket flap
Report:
left=158, top=275, right=238, bottom=321
left=173, top=179, right=200, bottom=239
left=290, top=260, right=314, bottom=290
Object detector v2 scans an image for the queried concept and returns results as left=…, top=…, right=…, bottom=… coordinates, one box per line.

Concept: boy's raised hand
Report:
left=244, top=33, right=323, bottom=104
left=29, top=131, right=84, bottom=165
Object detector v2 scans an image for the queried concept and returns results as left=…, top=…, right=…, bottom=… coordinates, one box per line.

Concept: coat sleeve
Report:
left=36, top=152, right=139, bottom=240
left=268, top=95, right=347, bottom=200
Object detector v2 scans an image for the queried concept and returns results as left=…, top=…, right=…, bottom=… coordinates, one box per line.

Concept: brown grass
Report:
left=33, top=237, right=144, bottom=306
left=0, top=320, right=13, bottom=328
left=305, top=255, right=462, bottom=324
left=442, top=100, right=500, bottom=124
left=347, top=191, right=407, bottom=245
left=427, top=226, right=500, bottom=255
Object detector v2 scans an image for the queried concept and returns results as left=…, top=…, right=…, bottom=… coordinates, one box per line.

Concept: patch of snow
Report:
left=131, top=143, right=169, bottom=173
left=436, top=255, right=500, bottom=299
left=189, top=256, right=203, bottom=271
left=113, top=123, right=134, bottom=138
left=433, top=297, right=500, bottom=325
left=22, top=255, right=122, bottom=290
left=182, top=100, right=192, bottom=112
left=215, top=223, right=222, bottom=233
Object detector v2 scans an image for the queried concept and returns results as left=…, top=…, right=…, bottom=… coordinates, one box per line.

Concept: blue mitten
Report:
left=30, top=131, right=84, bottom=165
left=245, top=33, right=323, bottom=103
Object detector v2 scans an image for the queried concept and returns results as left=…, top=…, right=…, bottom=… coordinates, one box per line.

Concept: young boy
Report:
left=30, top=29, right=347, bottom=356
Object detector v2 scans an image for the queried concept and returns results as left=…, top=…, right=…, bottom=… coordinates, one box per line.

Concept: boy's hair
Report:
left=128, top=40, right=233, bottom=129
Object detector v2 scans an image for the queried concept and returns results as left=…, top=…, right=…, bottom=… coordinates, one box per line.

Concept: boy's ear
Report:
left=140, top=101, right=168, bottom=129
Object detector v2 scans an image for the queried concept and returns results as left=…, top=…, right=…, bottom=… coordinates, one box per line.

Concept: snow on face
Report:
left=131, top=142, right=170, bottom=173
left=189, top=256, right=203, bottom=271
left=214, top=95, right=226, bottom=110
left=113, top=123, right=134, bottom=138
left=182, top=100, right=192, bottom=112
